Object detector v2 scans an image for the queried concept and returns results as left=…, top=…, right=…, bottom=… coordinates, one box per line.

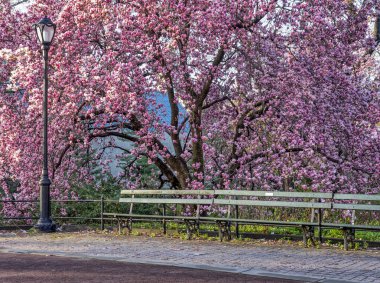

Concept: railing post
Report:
left=318, top=198, right=322, bottom=243
left=100, top=195, right=104, bottom=231
left=235, top=205, right=239, bottom=238
left=163, top=204, right=167, bottom=235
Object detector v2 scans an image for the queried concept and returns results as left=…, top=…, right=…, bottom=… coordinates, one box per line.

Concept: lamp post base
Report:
left=35, top=219, right=56, bottom=233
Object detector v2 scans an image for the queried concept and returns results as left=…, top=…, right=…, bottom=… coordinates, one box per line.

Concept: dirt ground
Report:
left=0, top=252, right=301, bottom=283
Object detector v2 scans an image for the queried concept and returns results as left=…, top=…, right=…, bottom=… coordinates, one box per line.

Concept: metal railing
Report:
left=0, top=197, right=119, bottom=230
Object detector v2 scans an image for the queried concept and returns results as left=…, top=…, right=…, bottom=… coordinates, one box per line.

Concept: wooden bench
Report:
left=103, top=190, right=214, bottom=239
left=103, top=189, right=380, bottom=250
left=323, top=193, right=380, bottom=250
left=207, top=190, right=332, bottom=246
left=103, top=190, right=331, bottom=244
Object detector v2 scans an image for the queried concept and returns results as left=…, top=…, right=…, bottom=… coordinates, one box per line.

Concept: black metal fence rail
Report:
left=0, top=197, right=119, bottom=230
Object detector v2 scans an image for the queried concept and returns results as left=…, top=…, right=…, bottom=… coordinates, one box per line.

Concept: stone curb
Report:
left=0, top=248, right=359, bottom=283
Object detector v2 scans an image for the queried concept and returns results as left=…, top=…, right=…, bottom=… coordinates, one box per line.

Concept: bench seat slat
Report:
left=334, top=194, right=380, bottom=201
left=332, top=203, right=380, bottom=211
left=214, top=190, right=333, bottom=199
left=119, top=198, right=212, bottom=205
left=321, top=223, right=380, bottom=230
left=103, top=213, right=199, bottom=220
left=121, top=190, right=334, bottom=199
left=213, top=199, right=331, bottom=208
left=199, top=217, right=318, bottom=226
left=120, top=190, right=213, bottom=195
left=103, top=213, right=318, bottom=226
left=103, top=213, right=380, bottom=230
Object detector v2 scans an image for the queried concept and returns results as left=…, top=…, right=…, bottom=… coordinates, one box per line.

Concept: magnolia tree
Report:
left=0, top=0, right=379, bottom=215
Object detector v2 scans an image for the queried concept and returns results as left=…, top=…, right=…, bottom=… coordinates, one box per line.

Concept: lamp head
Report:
left=33, top=17, right=56, bottom=47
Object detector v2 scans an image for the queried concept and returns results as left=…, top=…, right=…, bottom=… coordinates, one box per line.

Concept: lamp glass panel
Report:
left=43, top=25, right=55, bottom=43
left=36, top=27, right=43, bottom=43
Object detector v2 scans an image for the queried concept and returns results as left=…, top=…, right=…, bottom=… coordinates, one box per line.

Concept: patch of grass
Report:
left=27, top=227, right=39, bottom=235
left=96, top=220, right=380, bottom=245
left=322, top=229, right=344, bottom=239
left=355, top=231, right=380, bottom=242
left=130, top=230, right=142, bottom=236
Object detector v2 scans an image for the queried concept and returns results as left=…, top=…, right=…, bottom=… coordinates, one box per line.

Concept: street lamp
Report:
left=33, top=16, right=56, bottom=232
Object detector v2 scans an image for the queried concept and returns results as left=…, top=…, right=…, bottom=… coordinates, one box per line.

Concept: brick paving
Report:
left=0, top=232, right=379, bottom=282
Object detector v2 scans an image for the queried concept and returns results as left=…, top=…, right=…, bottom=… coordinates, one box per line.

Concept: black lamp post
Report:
left=33, top=17, right=56, bottom=232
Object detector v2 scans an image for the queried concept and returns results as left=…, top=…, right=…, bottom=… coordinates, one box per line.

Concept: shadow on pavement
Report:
left=0, top=252, right=303, bottom=283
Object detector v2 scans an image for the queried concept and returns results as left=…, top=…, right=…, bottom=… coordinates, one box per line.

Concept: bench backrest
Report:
left=118, top=190, right=380, bottom=225
left=120, top=189, right=214, bottom=218
left=119, top=190, right=336, bottom=220
left=333, top=194, right=380, bottom=211
left=120, top=190, right=380, bottom=211
left=213, top=190, right=332, bottom=209
left=120, top=190, right=332, bottom=207
left=120, top=189, right=214, bottom=205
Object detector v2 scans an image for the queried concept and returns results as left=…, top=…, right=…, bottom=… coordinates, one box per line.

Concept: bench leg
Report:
left=227, top=222, right=232, bottom=241
left=117, top=218, right=122, bottom=235
left=117, top=218, right=133, bottom=235
left=126, top=218, right=133, bottom=234
left=184, top=220, right=198, bottom=240
left=216, top=221, right=232, bottom=242
left=302, top=225, right=316, bottom=247
left=343, top=228, right=355, bottom=251
left=162, top=218, right=167, bottom=235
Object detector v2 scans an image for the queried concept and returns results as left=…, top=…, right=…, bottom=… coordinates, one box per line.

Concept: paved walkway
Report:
left=0, top=232, right=379, bottom=283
